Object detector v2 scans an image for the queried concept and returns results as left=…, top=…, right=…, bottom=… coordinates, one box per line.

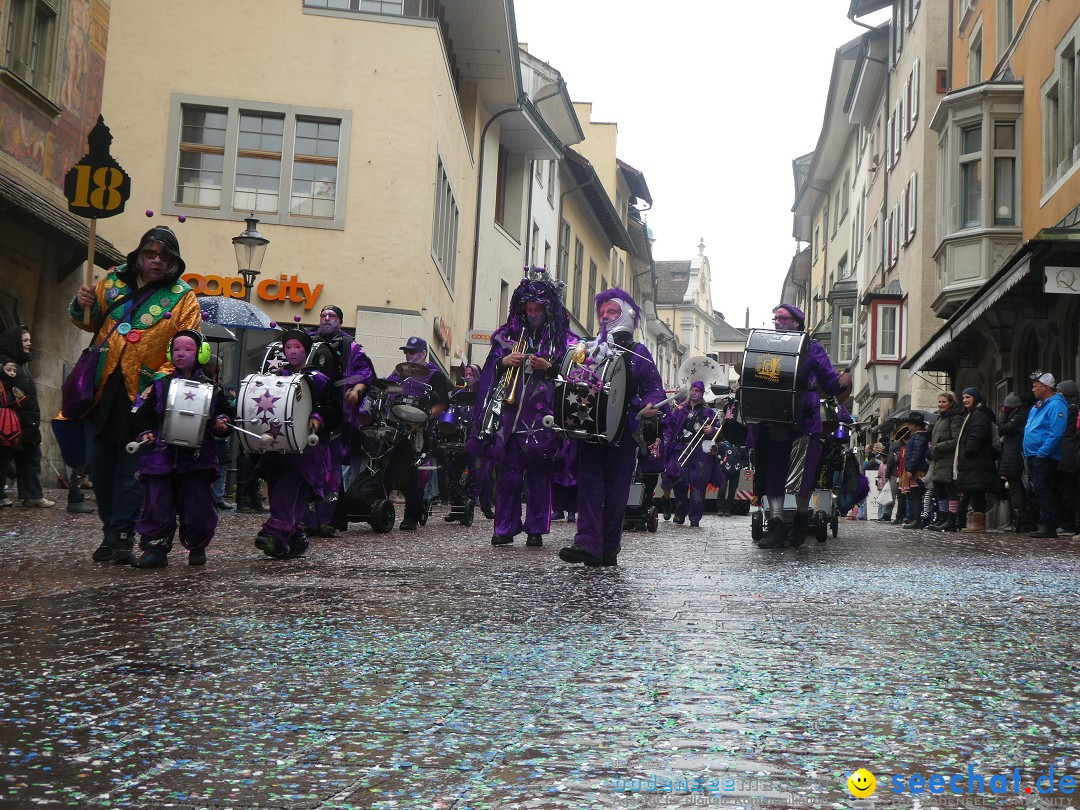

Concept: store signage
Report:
left=182, top=273, right=324, bottom=311
left=433, top=316, right=454, bottom=352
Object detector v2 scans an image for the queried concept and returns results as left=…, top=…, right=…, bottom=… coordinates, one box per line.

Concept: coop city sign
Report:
left=181, top=272, right=324, bottom=311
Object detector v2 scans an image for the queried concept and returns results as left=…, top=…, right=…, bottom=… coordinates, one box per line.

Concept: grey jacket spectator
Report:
left=997, top=392, right=1030, bottom=480
left=930, top=401, right=964, bottom=484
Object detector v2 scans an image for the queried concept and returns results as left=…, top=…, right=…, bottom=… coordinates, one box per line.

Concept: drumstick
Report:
left=125, top=437, right=154, bottom=454
left=637, top=386, right=688, bottom=418
left=231, top=424, right=276, bottom=446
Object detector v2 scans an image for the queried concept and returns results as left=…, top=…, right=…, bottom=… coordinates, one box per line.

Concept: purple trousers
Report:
left=755, top=429, right=823, bottom=499
left=573, top=436, right=637, bottom=559
left=674, top=451, right=713, bottom=522
left=261, top=465, right=313, bottom=555
left=494, top=438, right=552, bottom=537
left=136, top=471, right=219, bottom=551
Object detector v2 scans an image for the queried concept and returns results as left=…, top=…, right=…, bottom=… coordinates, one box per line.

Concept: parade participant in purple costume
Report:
left=658, top=392, right=688, bottom=520
left=254, top=330, right=336, bottom=559
left=751, top=304, right=851, bottom=549
left=442, top=364, right=485, bottom=526
left=663, top=380, right=719, bottom=527
left=306, top=305, right=377, bottom=536
left=632, top=396, right=666, bottom=517
left=129, top=331, right=234, bottom=568
left=559, top=289, right=665, bottom=567
left=469, top=270, right=574, bottom=548
left=385, top=337, right=451, bottom=531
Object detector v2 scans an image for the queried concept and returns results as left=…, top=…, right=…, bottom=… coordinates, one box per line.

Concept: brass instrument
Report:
left=893, top=424, right=912, bottom=443
left=503, top=328, right=527, bottom=406
left=678, top=411, right=720, bottom=467
left=477, top=328, right=526, bottom=443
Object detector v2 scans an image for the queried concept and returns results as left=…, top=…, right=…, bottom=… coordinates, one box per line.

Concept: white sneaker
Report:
left=22, top=498, right=56, bottom=508
left=0, top=498, right=12, bottom=508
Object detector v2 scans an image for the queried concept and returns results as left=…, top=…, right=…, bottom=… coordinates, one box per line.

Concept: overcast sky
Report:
left=515, top=0, right=886, bottom=330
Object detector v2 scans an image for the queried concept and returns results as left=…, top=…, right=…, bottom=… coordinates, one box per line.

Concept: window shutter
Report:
left=908, top=173, right=918, bottom=241
left=911, top=59, right=920, bottom=129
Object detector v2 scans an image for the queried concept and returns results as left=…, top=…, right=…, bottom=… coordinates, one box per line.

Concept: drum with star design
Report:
left=161, top=379, right=215, bottom=447
left=237, top=372, right=314, bottom=453
left=552, top=349, right=630, bottom=444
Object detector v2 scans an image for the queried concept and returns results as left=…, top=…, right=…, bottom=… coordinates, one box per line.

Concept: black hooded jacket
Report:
left=0, top=325, right=40, bottom=445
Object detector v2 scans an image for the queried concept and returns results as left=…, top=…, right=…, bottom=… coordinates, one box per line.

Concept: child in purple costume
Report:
left=131, top=330, right=234, bottom=568
left=255, top=330, right=335, bottom=559
left=663, top=381, right=719, bottom=527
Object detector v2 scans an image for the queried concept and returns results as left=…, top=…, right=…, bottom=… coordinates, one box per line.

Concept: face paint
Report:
left=283, top=339, right=308, bottom=369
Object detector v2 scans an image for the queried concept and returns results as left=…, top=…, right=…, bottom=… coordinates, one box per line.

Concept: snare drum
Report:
left=237, top=373, right=314, bottom=453
left=390, top=394, right=430, bottom=423
left=161, top=379, right=214, bottom=447
left=552, top=350, right=630, bottom=444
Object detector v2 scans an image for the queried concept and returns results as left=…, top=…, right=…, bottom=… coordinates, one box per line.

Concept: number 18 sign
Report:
left=63, top=115, right=131, bottom=323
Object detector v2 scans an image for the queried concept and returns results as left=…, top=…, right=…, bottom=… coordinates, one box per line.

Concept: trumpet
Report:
left=678, top=411, right=720, bottom=467
left=503, top=328, right=527, bottom=406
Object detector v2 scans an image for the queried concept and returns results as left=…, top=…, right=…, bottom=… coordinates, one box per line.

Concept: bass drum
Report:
left=237, top=373, right=315, bottom=453
left=740, top=328, right=809, bottom=426
left=552, top=350, right=630, bottom=444
left=260, top=341, right=286, bottom=373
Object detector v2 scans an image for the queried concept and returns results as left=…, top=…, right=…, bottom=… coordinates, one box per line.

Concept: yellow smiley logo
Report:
left=847, top=768, right=877, bottom=798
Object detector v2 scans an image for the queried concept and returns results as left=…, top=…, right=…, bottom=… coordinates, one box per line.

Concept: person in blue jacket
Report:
left=1023, top=371, right=1069, bottom=538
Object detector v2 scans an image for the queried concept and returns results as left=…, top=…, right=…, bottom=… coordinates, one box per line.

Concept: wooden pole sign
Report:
left=63, top=115, right=132, bottom=324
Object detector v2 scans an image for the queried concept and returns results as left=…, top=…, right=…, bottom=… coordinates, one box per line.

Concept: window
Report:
left=832, top=190, right=840, bottom=236
left=494, top=145, right=508, bottom=226
left=906, top=173, right=918, bottom=242
left=618, top=257, right=624, bottom=289
left=877, top=303, right=900, bottom=360
left=536, top=160, right=544, bottom=183
left=587, top=260, right=598, bottom=333
left=968, top=29, right=983, bottom=86
left=530, top=223, right=539, bottom=266
left=557, top=220, right=570, bottom=284
left=573, top=239, right=584, bottom=319
left=906, top=60, right=920, bottom=137
left=431, top=156, right=459, bottom=289
left=1, top=0, right=61, bottom=103
left=838, top=306, right=855, bottom=364
left=997, top=0, right=1014, bottom=59
left=1044, top=35, right=1080, bottom=186
left=960, top=124, right=982, bottom=228
left=813, top=226, right=820, bottom=261
left=167, top=95, right=348, bottom=228
left=891, top=2, right=904, bottom=65
left=993, top=123, right=1016, bottom=225
left=547, top=161, right=557, bottom=204
left=842, top=170, right=850, bottom=218
left=838, top=253, right=850, bottom=280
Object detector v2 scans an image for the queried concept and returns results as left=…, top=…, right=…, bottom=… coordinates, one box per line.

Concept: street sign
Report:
left=64, top=116, right=131, bottom=219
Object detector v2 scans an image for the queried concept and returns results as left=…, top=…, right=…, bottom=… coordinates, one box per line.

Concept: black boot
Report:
left=133, top=543, right=169, bottom=569
left=491, top=533, right=513, bottom=546
left=758, top=517, right=788, bottom=549
left=111, top=532, right=136, bottom=566
left=91, top=535, right=115, bottom=562
left=1029, top=525, right=1058, bottom=538
left=788, top=511, right=809, bottom=547
left=902, top=515, right=924, bottom=529
left=525, top=533, right=543, bottom=547
left=927, top=514, right=951, bottom=532
left=461, top=503, right=475, bottom=527
left=662, top=497, right=672, bottom=521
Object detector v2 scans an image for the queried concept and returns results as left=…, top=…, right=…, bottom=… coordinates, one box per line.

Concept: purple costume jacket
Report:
left=749, top=337, right=845, bottom=498
left=573, top=340, right=665, bottom=558
left=471, top=326, right=574, bottom=538
left=131, top=371, right=234, bottom=550
left=663, top=401, right=719, bottom=523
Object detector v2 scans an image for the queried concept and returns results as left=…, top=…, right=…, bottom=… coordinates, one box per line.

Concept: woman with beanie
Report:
left=927, top=391, right=964, bottom=531
left=997, top=391, right=1031, bottom=530
left=954, top=387, right=999, bottom=533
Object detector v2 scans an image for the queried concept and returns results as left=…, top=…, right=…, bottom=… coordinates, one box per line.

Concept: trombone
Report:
left=502, top=328, right=527, bottom=406
left=678, top=411, right=720, bottom=467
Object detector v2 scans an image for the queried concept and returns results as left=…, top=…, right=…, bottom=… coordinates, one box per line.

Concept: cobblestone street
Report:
left=2, top=492, right=1079, bottom=809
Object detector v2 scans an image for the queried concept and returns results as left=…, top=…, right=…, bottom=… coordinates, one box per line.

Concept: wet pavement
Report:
left=2, top=491, right=1079, bottom=809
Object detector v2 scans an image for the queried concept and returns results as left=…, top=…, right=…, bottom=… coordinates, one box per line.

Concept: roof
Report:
left=562, top=148, right=633, bottom=251
left=617, top=159, right=652, bottom=207
left=712, top=317, right=748, bottom=343
left=654, top=260, right=691, bottom=304
left=0, top=172, right=125, bottom=275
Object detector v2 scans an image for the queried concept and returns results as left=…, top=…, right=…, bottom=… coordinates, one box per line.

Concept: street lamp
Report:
left=232, top=215, right=269, bottom=301
left=229, top=217, right=269, bottom=507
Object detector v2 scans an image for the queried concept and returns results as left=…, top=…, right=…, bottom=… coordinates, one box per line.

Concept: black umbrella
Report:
left=200, top=321, right=237, bottom=343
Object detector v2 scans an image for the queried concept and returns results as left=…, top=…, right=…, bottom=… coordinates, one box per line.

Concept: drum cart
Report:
left=622, top=460, right=659, bottom=533
left=341, top=381, right=403, bottom=533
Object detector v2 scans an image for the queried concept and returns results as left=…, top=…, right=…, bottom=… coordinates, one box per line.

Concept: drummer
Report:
left=255, top=329, right=338, bottom=559
left=468, top=270, right=574, bottom=548
left=751, top=303, right=851, bottom=548
left=384, top=337, right=451, bottom=531
left=306, top=304, right=377, bottom=537
left=129, top=330, right=234, bottom=568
